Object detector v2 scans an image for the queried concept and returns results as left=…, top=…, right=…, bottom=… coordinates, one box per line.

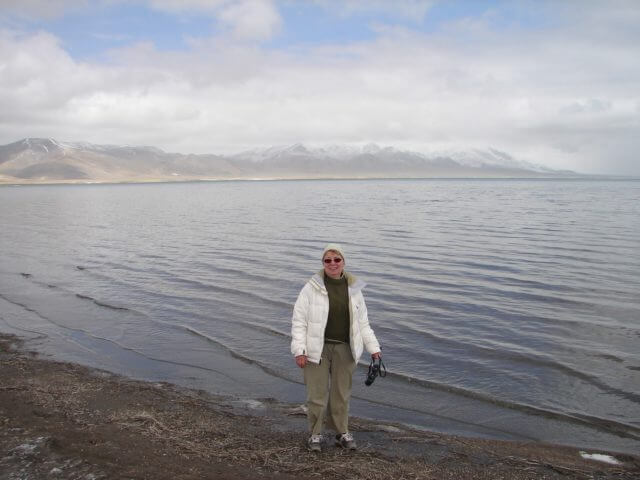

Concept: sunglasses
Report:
left=323, top=258, right=343, bottom=264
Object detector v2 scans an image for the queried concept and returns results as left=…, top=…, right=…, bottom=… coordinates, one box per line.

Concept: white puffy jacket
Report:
left=291, top=271, right=381, bottom=364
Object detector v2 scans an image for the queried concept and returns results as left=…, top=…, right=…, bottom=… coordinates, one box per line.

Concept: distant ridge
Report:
left=0, top=138, right=581, bottom=184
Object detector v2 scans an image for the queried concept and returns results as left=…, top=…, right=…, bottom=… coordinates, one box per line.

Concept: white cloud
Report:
left=0, top=0, right=283, bottom=43
left=217, top=0, right=281, bottom=41
left=0, top=0, right=88, bottom=19
left=145, top=0, right=282, bottom=41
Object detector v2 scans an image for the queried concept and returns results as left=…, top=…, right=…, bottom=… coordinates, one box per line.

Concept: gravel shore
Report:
left=1, top=334, right=638, bottom=479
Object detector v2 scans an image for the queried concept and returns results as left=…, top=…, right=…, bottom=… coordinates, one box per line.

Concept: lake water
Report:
left=1, top=179, right=639, bottom=454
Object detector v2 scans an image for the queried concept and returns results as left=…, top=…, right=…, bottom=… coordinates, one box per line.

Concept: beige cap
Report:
left=322, top=243, right=346, bottom=261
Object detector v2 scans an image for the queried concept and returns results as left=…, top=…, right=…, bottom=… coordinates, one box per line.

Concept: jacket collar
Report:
left=310, top=270, right=366, bottom=294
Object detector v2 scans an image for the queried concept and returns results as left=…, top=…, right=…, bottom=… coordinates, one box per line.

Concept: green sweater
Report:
left=324, top=273, right=350, bottom=343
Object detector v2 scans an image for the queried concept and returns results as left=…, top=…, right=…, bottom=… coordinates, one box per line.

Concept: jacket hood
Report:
left=310, top=270, right=366, bottom=294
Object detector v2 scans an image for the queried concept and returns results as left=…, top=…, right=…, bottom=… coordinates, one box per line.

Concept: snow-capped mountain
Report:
left=233, top=143, right=557, bottom=173
left=0, top=138, right=579, bottom=184
left=233, top=143, right=385, bottom=162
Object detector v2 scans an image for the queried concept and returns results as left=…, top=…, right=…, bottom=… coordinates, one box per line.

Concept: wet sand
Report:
left=1, top=334, right=638, bottom=479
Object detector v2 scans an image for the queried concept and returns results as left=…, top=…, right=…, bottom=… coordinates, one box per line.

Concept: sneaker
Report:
left=307, top=434, right=323, bottom=452
left=335, top=432, right=357, bottom=450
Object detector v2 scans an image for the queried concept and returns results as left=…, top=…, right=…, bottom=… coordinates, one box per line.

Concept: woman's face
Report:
left=323, top=250, right=344, bottom=279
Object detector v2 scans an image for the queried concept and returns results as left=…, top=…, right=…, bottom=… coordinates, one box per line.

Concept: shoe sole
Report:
left=335, top=442, right=357, bottom=450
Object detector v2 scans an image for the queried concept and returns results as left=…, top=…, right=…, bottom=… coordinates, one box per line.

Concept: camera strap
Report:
left=368, top=357, right=387, bottom=377
left=377, top=358, right=387, bottom=377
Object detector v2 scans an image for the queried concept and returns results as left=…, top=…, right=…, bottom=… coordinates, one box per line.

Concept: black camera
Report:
left=364, top=357, right=386, bottom=386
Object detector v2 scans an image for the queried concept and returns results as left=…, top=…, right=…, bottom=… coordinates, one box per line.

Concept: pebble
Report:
left=12, top=437, right=46, bottom=457
left=579, top=451, right=621, bottom=465
left=234, top=399, right=265, bottom=410
left=375, top=425, right=402, bottom=433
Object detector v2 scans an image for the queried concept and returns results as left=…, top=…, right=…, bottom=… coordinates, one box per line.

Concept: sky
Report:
left=1, top=0, right=639, bottom=175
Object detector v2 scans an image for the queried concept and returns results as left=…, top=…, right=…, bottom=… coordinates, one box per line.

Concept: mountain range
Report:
left=0, top=138, right=579, bottom=184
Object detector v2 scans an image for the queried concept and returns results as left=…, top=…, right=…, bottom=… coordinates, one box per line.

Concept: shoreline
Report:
left=1, top=174, right=629, bottom=187
left=1, top=334, right=638, bottom=479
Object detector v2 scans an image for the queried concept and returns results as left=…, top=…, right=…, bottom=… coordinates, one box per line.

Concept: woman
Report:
left=291, top=243, right=381, bottom=452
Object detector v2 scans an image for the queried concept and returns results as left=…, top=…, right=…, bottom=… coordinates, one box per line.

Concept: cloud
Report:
left=146, top=0, right=282, bottom=41
left=217, top=0, right=281, bottom=41
left=560, top=99, right=612, bottom=115
left=0, top=30, right=98, bottom=112
left=0, top=0, right=88, bottom=19
left=0, top=30, right=166, bottom=139
left=0, top=0, right=283, bottom=43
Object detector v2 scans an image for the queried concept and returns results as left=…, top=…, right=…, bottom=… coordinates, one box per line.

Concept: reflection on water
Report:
left=1, top=179, right=639, bottom=454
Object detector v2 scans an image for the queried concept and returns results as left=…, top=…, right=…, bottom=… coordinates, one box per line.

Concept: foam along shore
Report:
left=1, top=334, right=638, bottom=480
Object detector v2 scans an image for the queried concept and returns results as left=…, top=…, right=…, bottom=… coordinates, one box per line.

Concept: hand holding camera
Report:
left=365, top=356, right=387, bottom=386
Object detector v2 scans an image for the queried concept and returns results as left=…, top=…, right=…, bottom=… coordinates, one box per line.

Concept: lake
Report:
left=1, top=178, right=639, bottom=454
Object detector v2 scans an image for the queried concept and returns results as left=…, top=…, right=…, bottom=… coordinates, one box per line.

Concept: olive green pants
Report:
left=303, top=342, right=357, bottom=435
